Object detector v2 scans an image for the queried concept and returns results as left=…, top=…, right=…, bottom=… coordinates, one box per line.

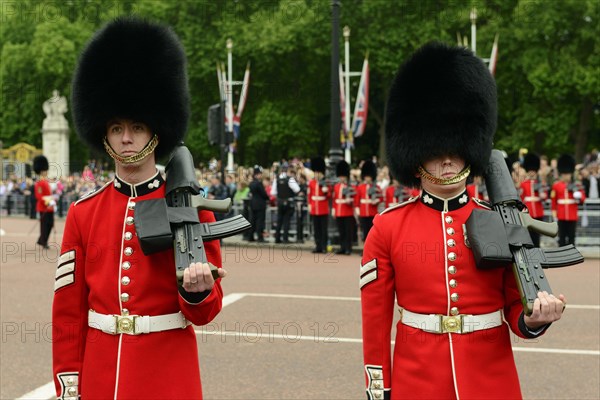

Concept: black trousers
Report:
left=312, top=214, right=328, bottom=251
left=275, top=202, right=294, bottom=242
left=558, top=220, right=577, bottom=246
left=336, top=216, right=354, bottom=252
left=38, top=212, right=54, bottom=247
left=250, top=208, right=266, bottom=241
left=359, top=216, right=374, bottom=241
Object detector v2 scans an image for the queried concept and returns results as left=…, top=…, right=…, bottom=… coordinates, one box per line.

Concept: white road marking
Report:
left=17, top=292, right=600, bottom=398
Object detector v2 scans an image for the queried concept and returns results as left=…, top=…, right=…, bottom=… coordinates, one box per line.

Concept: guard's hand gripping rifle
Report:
left=466, top=150, right=583, bottom=315
left=133, top=145, right=251, bottom=296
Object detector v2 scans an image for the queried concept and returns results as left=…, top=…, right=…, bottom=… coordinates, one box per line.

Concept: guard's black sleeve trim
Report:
left=178, top=286, right=211, bottom=304
left=518, top=312, right=550, bottom=338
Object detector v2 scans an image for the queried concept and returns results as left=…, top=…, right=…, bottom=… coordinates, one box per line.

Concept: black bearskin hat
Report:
left=557, top=154, right=575, bottom=174
left=361, top=160, right=377, bottom=180
left=336, top=160, right=350, bottom=177
left=522, top=153, right=540, bottom=172
left=72, top=17, right=190, bottom=160
left=385, top=42, right=497, bottom=187
left=311, top=157, right=326, bottom=174
left=33, top=155, right=49, bottom=174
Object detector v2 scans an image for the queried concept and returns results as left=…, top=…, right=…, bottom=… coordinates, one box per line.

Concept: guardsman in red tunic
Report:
left=33, top=155, right=55, bottom=249
left=551, top=154, right=586, bottom=246
left=308, top=157, right=330, bottom=253
left=519, top=153, right=547, bottom=247
left=384, top=177, right=419, bottom=208
left=354, top=160, right=382, bottom=241
left=52, top=18, right=225, bottom=399
left=332, top=160, right=355, bottom=255
left=466, top=175, right=489, bottom=201
left=361, top=42, right=566, bottom=400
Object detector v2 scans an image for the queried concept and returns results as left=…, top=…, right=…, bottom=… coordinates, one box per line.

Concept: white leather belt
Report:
left=312, top=196, right=326, bottom=201
left=399, top=307, right=503, bottom=334
left=335, top=199, right=350, bottom=204
left=88, top=310, right=190, bottom=335
left=360, top=199, right=374, bottom=204
left=557, top=199, right=576, bottom=204
left=524, top=196, right=540, bottom=202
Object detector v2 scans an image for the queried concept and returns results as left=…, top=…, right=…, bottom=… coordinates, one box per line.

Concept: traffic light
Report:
left=207, top=103, right=223, bottom=146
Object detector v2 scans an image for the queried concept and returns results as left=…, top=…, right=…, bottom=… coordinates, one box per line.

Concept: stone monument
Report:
left=41, top=90, right=70, bottom=177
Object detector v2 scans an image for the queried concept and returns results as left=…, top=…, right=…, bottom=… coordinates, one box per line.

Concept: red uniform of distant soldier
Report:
left=551, top=154, right=586, bottom=246
left=519, top=153, right=547, bottom=247
left=332, top=160, right=355, bottom=255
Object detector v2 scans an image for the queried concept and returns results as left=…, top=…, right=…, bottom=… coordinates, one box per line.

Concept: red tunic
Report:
left=35, top=179, right=54, bottom=213
left=551, top=181, right=586, bottom=221
left=52, top=173, right=223, bottom=399
left=332, top=182, right=355, bottom=217
left=519, top=179, right=546, bottom=219
left=308, top=178, right=330, bottom=216
left=355, top=183, right=381, bottom=217
left=361, top=190, right=540, bottom=399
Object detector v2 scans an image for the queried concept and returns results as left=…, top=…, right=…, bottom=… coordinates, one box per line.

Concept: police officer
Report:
left=271, top=162, right=300, bottom=243
left=249, top=165, right=269, bottom=242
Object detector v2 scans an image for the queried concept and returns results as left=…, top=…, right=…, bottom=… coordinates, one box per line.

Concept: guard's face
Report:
left=106, top=119, right=152, bottom=158
left=420, top=154, right=467, bottom=197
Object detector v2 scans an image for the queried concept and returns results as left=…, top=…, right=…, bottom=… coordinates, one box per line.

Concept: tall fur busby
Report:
left=385, top=42, right=497, bottom=187
left=361, top=160, right=377, bottom=180
left=522, top=153, right=540, bottom=172
left=336, top=160, right=350, bottom=177
left=311, top=157, right=326, bottom=174
left=71, top=17, right=190, bottom=160
left=33, top=155, right=49, bottom=174
left=557, top=154, right=575, bottom=174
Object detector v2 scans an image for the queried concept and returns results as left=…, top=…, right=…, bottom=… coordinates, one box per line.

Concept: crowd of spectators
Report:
left=1, top=149, right=598, bottom=219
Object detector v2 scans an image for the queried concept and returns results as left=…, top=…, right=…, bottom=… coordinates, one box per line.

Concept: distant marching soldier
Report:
left=354, top=160, right=382, bottom=241
left=33, top=155, right=55, bottom=249
left=308, top=157, right=330, bottom=253
left=332, top=160, right=355, bottom=255
left=551, top=154, right=586, bottom=246
left=519, top=152, right=547, bottom=247
left=384, top=177, right=419, bottom=208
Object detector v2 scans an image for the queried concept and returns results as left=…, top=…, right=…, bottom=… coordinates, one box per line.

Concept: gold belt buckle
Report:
left=441, top=315, right=463, bottom=334
left=115, top=315, right=139, bottom=335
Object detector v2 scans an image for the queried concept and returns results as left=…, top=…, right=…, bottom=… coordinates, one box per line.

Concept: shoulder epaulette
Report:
left=471, top=197, right=492, bottom=210
left=74, top=181, right=112, bottom=206
left=380, top=196, right=419, bottom=215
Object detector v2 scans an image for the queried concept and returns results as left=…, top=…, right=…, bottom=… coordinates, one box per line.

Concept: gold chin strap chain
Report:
left=103, top=134, right=159, bottom=164
left=418, top=165, right=471, bottom=185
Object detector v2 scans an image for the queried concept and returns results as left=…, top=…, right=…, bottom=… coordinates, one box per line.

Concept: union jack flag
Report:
left=352, top=57, right=369, bottom=137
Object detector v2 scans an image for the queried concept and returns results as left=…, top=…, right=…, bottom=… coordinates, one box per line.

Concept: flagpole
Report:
left=329, top=0, right=343, bottom=173
left=470, top=8, right=477, bottom=55
left=226, top=38, right=234, bottom=172
left=343, top=26, right=352, bottom=164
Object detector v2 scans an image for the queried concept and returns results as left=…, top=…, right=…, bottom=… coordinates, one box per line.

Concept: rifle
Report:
left=133, top=145, right=251, bottom=298
left=466, top=149, right=583, bottom=315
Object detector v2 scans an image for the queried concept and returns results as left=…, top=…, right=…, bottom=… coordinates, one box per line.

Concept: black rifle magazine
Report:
left=466, top=209, right=513, bottom=269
